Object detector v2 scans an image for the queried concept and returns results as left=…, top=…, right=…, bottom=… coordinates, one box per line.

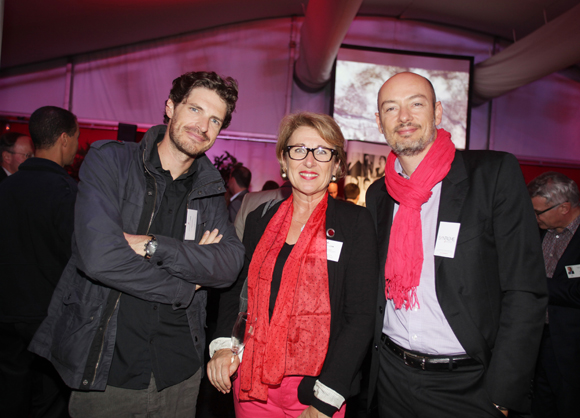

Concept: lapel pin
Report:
left=326, top=228, right=335, bottom=238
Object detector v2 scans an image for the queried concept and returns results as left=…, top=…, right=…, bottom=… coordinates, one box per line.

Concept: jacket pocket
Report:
left=53, top=288, right=102, bottom=370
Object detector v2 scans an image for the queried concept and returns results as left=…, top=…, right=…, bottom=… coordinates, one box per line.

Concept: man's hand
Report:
left=198, top=229, right=223, bottom=245
left=123, top=233, right=149, bottom=257
left=298, top=406, right=331, bottom=418
left=207, top=348, right=239, bottom=394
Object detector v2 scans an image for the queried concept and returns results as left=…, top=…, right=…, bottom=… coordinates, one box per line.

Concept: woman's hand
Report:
left=207, top=348, right=240, bottom=394
left=298, top=406, right=331, bottom=418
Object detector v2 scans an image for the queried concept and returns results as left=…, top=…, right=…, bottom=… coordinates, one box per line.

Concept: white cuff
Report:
left=313, top=380, right=345, bottom=409
left=209, top=337, right=244, bottom=362
left=209, top=337, right=231, bottom=358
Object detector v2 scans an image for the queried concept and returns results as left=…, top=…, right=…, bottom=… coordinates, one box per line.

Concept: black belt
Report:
left=381, top=333, right=479, bottom=371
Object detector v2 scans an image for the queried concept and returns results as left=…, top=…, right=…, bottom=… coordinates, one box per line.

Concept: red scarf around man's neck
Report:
left=239, top=194, right=331, bottom=402
left=384, top=129, right=455, bottom=310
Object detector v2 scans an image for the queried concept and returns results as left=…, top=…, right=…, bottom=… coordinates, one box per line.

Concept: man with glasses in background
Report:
left=528, top=172, right=580, bottom=418
left=0, top=131, right=34, bottom=182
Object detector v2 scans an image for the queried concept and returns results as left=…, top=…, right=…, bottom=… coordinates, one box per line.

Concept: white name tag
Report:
left=184, top=209, right=197, bottom=241
left=566, top=264, right=580, bottom=278
left=327, top=240, right=343, bottom=262
left=434, top=222, right=461, bottom=258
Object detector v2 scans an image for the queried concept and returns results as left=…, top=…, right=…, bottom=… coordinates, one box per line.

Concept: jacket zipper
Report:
left=89, top=144, right=158, bottom=387
left=143, top=144, right=158, bottom=235
left=87, top=153, right=222, bottom=385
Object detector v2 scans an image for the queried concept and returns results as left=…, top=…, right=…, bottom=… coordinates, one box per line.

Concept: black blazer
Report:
left=542, top=225, right=580, bottom=385
left=366, top=151, right=547, bottom=413
left=215, top=195, right=379, bottom=411
left=0, top=167, right=8, bottom=183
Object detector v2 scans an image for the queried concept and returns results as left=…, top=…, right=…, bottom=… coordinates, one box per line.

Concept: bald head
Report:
left=377, top=72, right=437, bottom=113
left=0, top=133, right=34, bottom=174
left=375, top=72, right=442, bottom=158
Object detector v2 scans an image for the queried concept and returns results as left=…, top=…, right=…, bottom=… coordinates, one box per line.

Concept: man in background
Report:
left=344, top=183, right=360, bottom=205
left=228, top=164, right=252, bottom=222
left=528, top=171, right=580, bottom=418
left=328, top=181, right=339, bottom=199
left=234, top=180, right=292, bottom=241
left=0, top=106, right=80, bottom=417
left=366, top=72, right=546, bottom=417
left=0, top=131, right=35, bottom=182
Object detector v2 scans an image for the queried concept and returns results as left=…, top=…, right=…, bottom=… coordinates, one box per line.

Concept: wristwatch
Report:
left=144, top=235, right=158, bottom=259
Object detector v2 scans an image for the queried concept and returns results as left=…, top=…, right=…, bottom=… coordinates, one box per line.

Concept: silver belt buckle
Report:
left=403, top=351, right=427, bottom=370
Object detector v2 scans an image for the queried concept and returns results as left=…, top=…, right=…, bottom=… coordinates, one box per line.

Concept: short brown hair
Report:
left=276, top=112, right=346, bottom=178
left=344, top=183, right=360, bottom=200
left=164, top=71, right=238, bottom=129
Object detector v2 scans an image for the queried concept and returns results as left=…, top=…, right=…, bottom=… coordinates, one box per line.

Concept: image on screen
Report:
left=333, top=45, right=473, bottom=149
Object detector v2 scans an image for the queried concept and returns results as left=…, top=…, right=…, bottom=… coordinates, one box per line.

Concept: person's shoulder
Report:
left=242, top=188, right=288, bottom=211
left=455, top=150, right=520, bottom=176
left=333, top=197, right=364, bottom=213
left=84, top=140, right=140, bottom=170
left=243, top=199, right=283, bottom=240
left=90, top=139, right=139, bottom=154
left=331, top=197, right=373, bottom=223
left=366, top=176, right=385, bottom=199
left=457, top=150, right=516, bottom=166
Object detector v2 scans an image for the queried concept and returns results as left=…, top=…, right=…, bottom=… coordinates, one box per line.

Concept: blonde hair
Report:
left=276, top=112, right=346, bottom=178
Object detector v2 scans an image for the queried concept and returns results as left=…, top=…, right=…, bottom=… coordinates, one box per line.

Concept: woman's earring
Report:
left=331, top=175, right=337, bottom=182
left=281, top=171, right=288, bottom=179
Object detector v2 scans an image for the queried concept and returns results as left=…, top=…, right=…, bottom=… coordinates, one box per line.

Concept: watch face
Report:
left=146, top=237, right=158, bottom=258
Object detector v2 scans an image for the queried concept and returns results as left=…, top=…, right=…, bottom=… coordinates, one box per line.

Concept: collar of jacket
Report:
left=18, top=157, right=72, bottom=176
left=139, top=125, right=227, bottom=199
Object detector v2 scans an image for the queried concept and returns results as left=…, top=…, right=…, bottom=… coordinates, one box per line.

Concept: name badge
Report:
left=566, top=264, right=580, bottom=278
left=434, top=222, right=461, bottom=258
left=327, top=240, right=343, bottom=262
left=184, top=209, right=197, bottom=241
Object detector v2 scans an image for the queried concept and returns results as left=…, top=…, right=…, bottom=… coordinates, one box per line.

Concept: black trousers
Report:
left=377, top=336, right=505, bottom=418
left=531, top=326, right=579, bottom=418
left=0, top=322, right=70, bottom=418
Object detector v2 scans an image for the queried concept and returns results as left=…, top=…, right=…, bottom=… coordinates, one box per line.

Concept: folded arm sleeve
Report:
left=75, top=145, right=242, bottom=306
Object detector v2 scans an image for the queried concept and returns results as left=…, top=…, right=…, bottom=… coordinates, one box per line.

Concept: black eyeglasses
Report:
left=8, top=151, right=34, bottom=159
left=534, top=202, right=565, bottom=216
left=286, top=145, right=337, bottom=163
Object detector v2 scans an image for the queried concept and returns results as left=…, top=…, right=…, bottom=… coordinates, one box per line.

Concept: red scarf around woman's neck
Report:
left=384, top=129, right=455, bottom=310
left=239, top=194, right=331, bottom=402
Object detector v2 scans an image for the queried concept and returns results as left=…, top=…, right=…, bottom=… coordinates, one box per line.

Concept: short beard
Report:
left=386, top=122, right=437, bottom=157
left=168, top=121, right=210, bottom=159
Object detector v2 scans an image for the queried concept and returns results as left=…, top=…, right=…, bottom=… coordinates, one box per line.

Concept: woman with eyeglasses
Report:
left=207, top=112, right=378, bottom=418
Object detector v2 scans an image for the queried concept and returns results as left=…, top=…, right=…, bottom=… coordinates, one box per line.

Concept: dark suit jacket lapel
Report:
left=375, top=181, right=395, bottom=294
left=325, top=196, right=338, bottom=295
left=435, top=152, right=469, bottom=272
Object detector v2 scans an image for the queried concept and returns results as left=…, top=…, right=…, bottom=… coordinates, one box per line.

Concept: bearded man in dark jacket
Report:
left=30, top=71, right=245, bottom=418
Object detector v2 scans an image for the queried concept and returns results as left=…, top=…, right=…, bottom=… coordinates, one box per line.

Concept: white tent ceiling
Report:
left=2, top=0, right=580, bottom=70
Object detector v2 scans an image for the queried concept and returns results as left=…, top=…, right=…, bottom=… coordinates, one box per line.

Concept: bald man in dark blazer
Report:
left=366, top=72, right=547, bottom=417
